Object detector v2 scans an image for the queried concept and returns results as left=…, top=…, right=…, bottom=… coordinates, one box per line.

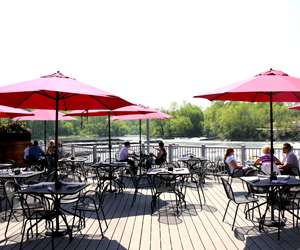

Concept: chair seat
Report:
left=234, top=193, right=259, bottom=204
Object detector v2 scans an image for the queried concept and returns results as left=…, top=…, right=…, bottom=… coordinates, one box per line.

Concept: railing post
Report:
left=168, top=144, right=173, bottom=163
left=241, top=145, right=246, bottom=165
left=71, top=144, right=75, bottom=157
left=93, top=145, right=97, bottom=163
left=201, top=144, right=206, bottom=158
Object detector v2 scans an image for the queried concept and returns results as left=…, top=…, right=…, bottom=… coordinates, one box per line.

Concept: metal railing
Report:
left=62, top=142, right=300, bottom=165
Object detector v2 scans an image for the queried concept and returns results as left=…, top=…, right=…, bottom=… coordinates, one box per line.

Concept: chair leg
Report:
left=223, top=200, right=231, bottom=222
left=19, top=219, right=27, bottom=250
left=232, top=204, right=239, bottom=230
left=100, top=204, right=108, bottom=227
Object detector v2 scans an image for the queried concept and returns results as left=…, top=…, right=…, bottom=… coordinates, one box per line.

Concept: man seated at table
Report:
left=119, top=141, right=137, bottom=175
left=278, top=143, right=300, bottom=176
left=254, top=146, right=281, bottom=174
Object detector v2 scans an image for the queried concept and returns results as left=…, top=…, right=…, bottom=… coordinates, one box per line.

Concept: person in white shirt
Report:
left=224, top=148, right=256, bottom=177
left=278, top=143, right=299, bottom=176
left=119, top=141, right=136, bottom=174
left=24, top=142, right=32, bottom=162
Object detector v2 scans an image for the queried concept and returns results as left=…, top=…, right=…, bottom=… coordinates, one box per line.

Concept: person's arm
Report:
left=254, top=158, right=261, bottom=166
left=228, top=159, right=242, bottom=170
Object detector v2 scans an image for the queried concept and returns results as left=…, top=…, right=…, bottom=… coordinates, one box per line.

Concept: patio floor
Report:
left=1, top=177, right=300, bottom=250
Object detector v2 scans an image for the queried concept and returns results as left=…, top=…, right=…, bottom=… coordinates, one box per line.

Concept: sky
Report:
left=0, top=0, right=299, bottom=110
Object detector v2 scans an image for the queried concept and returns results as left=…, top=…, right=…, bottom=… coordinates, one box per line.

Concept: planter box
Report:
left=0, top=132, right=31, bottom=166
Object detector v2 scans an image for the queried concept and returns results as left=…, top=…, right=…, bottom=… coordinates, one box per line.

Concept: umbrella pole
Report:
left=44, top=120, right=47, bottom=152
left=269, top=93, right=274, bottom=176
left=146, top=119, right=150, bottom=154
left=139, top=119, right=142, bottom=175
left=54, top=92, right=59, bottom=182
left=108, top=113, right=112, bottom=163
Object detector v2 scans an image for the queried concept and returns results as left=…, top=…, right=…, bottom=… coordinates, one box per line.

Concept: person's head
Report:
left=158, top=141, right=164, bottom=148
left=124, top=141, right=130, bottom=148
left=33, top=140, right=39, bottom=146
left=283, top=143, right=292, bottom=154
left=262, top=146, right=271, bottom=155
left=224, top=148, right=234, bottom=160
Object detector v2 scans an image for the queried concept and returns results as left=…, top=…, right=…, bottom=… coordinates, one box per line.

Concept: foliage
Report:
left=18, top=101, right=300, bottom=141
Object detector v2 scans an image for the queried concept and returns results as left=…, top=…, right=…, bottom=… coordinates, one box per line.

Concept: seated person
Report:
left=254, top=146, right=281, bottom=174
left=278, top=143, right=300, bottom=176
left=23, top=142, right=32, bottom=163
left=46, top=140, right=56, bottom=172
left=28, top=140, right=45, bottom=163
left=224, top=148, right=256, bottom=177
left=146, top=141, right=167, bottom=169
left=119, top=141, right=136, bottom=174
left=46, top=140, right=56, bottom=156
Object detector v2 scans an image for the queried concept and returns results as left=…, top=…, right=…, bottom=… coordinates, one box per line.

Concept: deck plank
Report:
left=2, top=176, right=300, bottom=249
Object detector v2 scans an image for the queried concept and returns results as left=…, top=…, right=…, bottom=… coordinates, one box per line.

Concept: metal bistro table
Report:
left=19, top=181, right=87, bottom=238
left=92, top=161, right=128, bottom=192
left=59, top=157, right=87, bottom=173
left=0, top=169, right=44, bottom=184
left=147, top=167, right=190, bottom=214
left=178, top=156, right=208, bottom=169
left=241, top=175, right=300, bottom=238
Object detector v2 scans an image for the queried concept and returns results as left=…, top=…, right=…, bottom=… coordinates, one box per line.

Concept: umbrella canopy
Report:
left=194, top=69, right=300, bottom=102
left=13, top=109, right=77, bottom=152
left=14, top=109, right=76, bottom=121
left=0, top=71, right=131, bottom=110
left=112, top=111, right=172, bottom=159
left=288, top=105, right=300, bottom=111
left=65, top=105, right=156, bottom=162
left=0, top=71, right=133, bottom=180
left=194, top=68, right=300, bottom=178
left=112, top=111, right=172, bottom=121
left=66, top=105, right=157, bottom=117
left=0, top=105, right=33, bottom=119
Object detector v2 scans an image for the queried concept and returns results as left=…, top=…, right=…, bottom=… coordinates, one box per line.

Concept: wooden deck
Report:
left=1, top=177, right=300, bottom=250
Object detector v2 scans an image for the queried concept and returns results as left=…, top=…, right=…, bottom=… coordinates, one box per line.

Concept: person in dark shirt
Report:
left=146, top=141, right=167, bottom=169
left=28, top=140, right=44, bottom=162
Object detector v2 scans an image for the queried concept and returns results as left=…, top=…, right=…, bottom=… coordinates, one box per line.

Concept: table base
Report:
left=260, top=217, right=286, bottom=228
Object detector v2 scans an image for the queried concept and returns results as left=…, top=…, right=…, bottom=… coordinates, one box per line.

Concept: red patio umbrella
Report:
left=66, top=105, right=156, bottom=161
left=0, top=71, right=132, bottom=178
left=194, top=68, right=300, bottom=177
left=0, top=105, right=33, bottom=118
left=14, top=109, right=76, bottom=151
left=112, top=111, right=172, bottom=156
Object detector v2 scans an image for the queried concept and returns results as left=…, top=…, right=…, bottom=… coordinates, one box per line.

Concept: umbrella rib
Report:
left=251, top=92, right=260, bottom=102
left=89, top=95, right=114, bottom=110
left=14, top=92, right=37, bottom=108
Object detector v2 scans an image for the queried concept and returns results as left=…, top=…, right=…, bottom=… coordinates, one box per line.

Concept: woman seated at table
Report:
left=254, top=146, right=281, bottom=174
left=224, top=148, right=257, bottom=177
left=146, top=141, right=167, bottom=169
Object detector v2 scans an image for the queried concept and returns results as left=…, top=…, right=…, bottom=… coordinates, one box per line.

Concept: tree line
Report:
left=22, top=101, right=300, bottom=141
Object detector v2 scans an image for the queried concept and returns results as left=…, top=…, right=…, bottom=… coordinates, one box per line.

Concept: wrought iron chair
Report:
left=221, top=177, right=260, bottom=230
left=149, top=171, right=186, bottom=215
left=71, top=186, right=108, bottom=236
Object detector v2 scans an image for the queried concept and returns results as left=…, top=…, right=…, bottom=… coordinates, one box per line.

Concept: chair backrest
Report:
left=152, top=172, right=178, bottom=193
left=261, top=162, right=280, bottom=175
left=4, top=180, right=21, bottom=209
left=223, top=161, right=232, bottom=176
left=221, top=177, right=235, bottom=201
